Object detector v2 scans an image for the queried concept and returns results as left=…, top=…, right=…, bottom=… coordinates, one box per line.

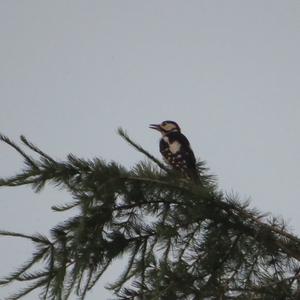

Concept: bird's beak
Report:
left=149, top=124, right=161, bottom=131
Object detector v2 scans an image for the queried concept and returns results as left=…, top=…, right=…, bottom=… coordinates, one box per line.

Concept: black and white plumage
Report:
left=150, top=120, right=198, bottom=180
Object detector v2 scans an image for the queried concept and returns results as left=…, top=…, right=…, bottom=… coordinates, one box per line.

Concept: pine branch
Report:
left=17, top=271, right=49, bottom=282
left=86, top=259, right=112, bottom=291
left=0, top=132, right=300, bottom=299
left=20, top=135, right=56, bottom=163
left=79, top=268, right=93, bottom=300
left=5, top=277, right=49, bottom=300
left=0, top=247, right=49, bottom=285
left=229, top=199, right=300, bottom=245
left=0, top=134, right=38, bottom=170
left=0, top=230, right=52, bottom=245
left=0, top=178, right=37, bottom=187
left=107, top=242, right=141, bottom=293
left=118, top=128, right=168, bottom=172
left=51, top=200, right=81, bottom=212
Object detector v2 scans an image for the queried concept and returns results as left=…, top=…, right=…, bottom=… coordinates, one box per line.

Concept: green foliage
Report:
left=1, top=130, right=300, bottom=299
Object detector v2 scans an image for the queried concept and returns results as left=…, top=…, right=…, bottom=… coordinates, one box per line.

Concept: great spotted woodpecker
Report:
left=149, top=120, right=198, bottom=180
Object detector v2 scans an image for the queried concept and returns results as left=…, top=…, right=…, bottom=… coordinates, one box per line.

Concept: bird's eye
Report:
left=162, top=122, right=166, bottom=126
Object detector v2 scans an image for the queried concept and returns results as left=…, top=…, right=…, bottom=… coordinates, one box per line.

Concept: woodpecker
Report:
left=149, top=120, right=198, bottom=180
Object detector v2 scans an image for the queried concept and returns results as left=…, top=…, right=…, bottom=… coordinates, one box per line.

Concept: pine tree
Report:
left=1, top=129, right=300, bottom=299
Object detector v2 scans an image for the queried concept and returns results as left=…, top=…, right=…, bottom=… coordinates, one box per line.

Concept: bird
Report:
left=149, top=120, right=198, bottom=180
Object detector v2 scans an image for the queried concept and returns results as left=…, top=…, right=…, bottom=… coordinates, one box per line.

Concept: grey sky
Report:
left=0, top=1, right=299, bottom=299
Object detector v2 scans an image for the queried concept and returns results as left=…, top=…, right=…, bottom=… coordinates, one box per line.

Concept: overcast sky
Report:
left=0, top=1, right=299, bottom=299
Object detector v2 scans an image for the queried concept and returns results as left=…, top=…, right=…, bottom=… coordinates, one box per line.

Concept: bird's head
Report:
left=149, top=120, right=181, bottom=135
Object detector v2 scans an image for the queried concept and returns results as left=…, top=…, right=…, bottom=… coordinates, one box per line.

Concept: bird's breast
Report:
left=162, top=136, right=181, bottom=154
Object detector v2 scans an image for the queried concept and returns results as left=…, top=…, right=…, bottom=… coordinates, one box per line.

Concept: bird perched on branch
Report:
left=150, top=120, right=198, bottom=180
